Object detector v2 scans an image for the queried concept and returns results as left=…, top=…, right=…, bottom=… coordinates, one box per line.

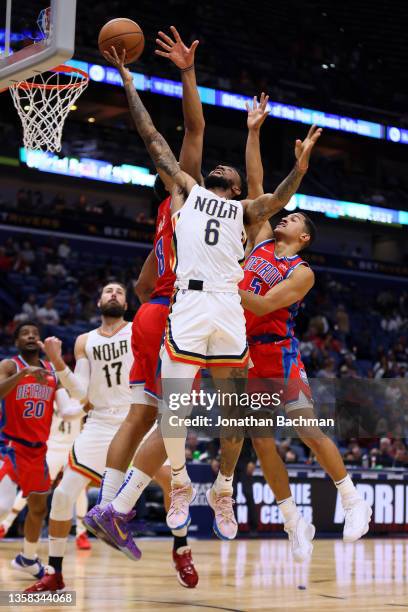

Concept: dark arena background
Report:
left=0, top=1, right=407, bottom=610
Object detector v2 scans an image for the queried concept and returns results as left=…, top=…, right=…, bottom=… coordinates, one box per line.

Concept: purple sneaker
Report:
left=83, top=506, right=119, bottom=551
left=93, top=503, right=142, bottom=561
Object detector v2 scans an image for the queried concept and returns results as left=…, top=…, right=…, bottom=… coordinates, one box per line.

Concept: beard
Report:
left=204, top=174, right=232, bottom=192
left=99, top=302, right=126, bottom=318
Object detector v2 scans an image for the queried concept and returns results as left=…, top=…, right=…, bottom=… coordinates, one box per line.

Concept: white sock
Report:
left=99, top=468, right=125, bottom=507
left=171, top=465, right=190, bottom=487
left=111, top=468, right=151, bottom=514
left=49, top=536, right=67, bottom=557
left=335, top=475, right=360, bottom=508
left=213, top=471, right=233, bottom=495
left=277, top=496, right=299, bottom=524
left=23, top=539, right=38, bottom=560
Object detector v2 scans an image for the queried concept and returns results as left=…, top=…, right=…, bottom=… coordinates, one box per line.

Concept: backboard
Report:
left=0, top=0, right=77, bottom=89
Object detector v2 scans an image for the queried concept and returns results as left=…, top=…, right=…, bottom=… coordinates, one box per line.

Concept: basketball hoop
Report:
left=9, top=64, right=89, bottom=152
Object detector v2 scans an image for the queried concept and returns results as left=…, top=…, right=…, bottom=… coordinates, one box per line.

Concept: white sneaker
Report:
left=343, top=499, right=372, bottom=543
left=284, top=516, right=315, bottom=562
left=11, top=554, right=45, bottom=578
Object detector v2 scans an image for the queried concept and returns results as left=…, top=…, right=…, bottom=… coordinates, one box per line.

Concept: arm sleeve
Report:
left=56, top=357, right=90, bottom=401
left=55, top=388, right=86, bottom=421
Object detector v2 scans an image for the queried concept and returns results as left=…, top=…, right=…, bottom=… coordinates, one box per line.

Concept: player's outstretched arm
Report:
left=0, top=360, right=48, bottom=399
left=239, top=265, right=315, bottom=316
left=134, top=249, right=157, bottom=303
left=39, top=335, right=90, bottom=402
left=243, top=125, right=322, bottom=226
left=245, top=93, right=270, bottom=199
left=103, top=46, right=196, bottom=196
left=244, top=93, right=270, bottom=253
left=156, top=26, right=205, bottom=183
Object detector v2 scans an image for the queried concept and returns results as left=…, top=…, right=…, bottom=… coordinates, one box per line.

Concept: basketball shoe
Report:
left=343, top=499, right=372, bottom=542
left=167, top=484, right=196, bottom=531
left=11, top=554, right=45, bottom=578
left=76, top=532, right=91, bottom=550
left=25, top=566, right=65, bottom=593
left=83, top=505, right=119, bottom=550
left=93, top=503, right=141, bottom=560
left=206, top=487, right=237, bottom=540
left=284, top=516, right=315, bottom=562
left=173, top=547, right=199, bottom=588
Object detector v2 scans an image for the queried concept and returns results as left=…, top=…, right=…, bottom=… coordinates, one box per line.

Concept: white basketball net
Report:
left=9, top=67, right=88, bottom=153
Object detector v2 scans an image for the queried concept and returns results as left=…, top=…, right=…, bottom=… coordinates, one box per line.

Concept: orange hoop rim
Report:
left=13, top=65, right=89, bottom=91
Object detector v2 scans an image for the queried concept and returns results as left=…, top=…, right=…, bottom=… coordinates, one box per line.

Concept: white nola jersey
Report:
left=85, top=322, right=133, bottom=410
left=173, top=184, right=245, bottom=287
left=48, top=405, right=82, bottom=447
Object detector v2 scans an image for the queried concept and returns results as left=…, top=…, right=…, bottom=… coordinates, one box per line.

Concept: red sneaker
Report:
left=25, top=566, right=65, bottom=593
left=173, top=547, right=199, bottom=588
left=76, top=532, right=92, bottom=550
left=0, top=525, right=7, bottom=539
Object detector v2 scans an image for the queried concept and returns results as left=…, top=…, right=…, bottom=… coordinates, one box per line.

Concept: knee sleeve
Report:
left=50, top=469, right=89, bottom=522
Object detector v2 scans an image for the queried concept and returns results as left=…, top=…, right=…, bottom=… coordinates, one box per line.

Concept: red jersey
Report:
left=1, top=355, right=58, bottom=446
left=240, top=239, right=309, bottom=339
left=150, top=196, right=176, bottom=299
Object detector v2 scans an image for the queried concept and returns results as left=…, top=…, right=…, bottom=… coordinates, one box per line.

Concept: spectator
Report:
left=20, top=240, right=35, bottom=265
left=74, top=194, right=88, bottom=216
left=46, top=257, right=67, bottom=278
left=58, top=239, right=71, bottom=260
left=285, top=449, right=298, bottom=463
left=22, top=294, right=38, bottom=319
left=335, top=304, right=350, bottom=336
left=377, top=438, right=394, bottom=467
left=0, top=247, right=13, bottom=272
left=13, top=253, right=31, bottom=274
left=317, top=357, right=337, bottom=379
left=37, top=297, right=60, bottom=326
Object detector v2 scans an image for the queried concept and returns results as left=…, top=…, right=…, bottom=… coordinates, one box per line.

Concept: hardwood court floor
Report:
left=1, top=538, right=407, bottom=611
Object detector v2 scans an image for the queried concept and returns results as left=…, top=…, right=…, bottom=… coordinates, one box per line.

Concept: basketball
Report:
left=98, top=18, right=144, bottom=64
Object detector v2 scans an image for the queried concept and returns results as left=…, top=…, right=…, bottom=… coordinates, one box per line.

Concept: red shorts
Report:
left=248, top=337, right=312, bottom=409
left=129, top=297, right=170, bottom=399
left=0, top=439, right=50, bottom=497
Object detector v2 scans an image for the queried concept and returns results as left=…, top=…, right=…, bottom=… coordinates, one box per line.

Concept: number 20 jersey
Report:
left=172, top=184, right=245, bottom=289
left=85, top=322, right=133, bottom=412
left=1, top=355, right=57, bottom=445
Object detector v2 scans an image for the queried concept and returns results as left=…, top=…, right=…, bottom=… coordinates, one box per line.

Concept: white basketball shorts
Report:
left=164, top=289, right=248, bottom=368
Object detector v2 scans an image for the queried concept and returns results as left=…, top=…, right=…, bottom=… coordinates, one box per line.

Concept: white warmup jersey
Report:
left=173, top=184, right=245, bottom=290
left=48, top=409, right=82, bottom=450
left=70, top=322, right=134, bottom=481
left=85, top=322, right=133, bottom=420
left=47, top=408, right=83, bottom=480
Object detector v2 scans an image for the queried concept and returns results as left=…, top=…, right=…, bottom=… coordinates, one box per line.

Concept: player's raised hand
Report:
left=295, top=124, right=323, bottom=173
left=103, top=46, right=133, bottom=85
left=23, top=366, right=49, bottom=383
left=155, top=26, right=199, bottom=70
left=38, top=337, right=63, bottom=364
left=246, top=93, right=270, bottom=131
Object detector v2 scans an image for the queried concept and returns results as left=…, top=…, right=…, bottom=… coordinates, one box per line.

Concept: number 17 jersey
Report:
left=85, top=322, right=133, bottom=412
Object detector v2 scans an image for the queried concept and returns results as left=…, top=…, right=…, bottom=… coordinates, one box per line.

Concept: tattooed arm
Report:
left=103, top=46, right=196, bottom=206
left=243, top=125, right=322, bottom=227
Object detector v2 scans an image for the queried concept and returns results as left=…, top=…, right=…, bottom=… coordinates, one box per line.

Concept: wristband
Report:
left=180, top=64, right=194, bottom=73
